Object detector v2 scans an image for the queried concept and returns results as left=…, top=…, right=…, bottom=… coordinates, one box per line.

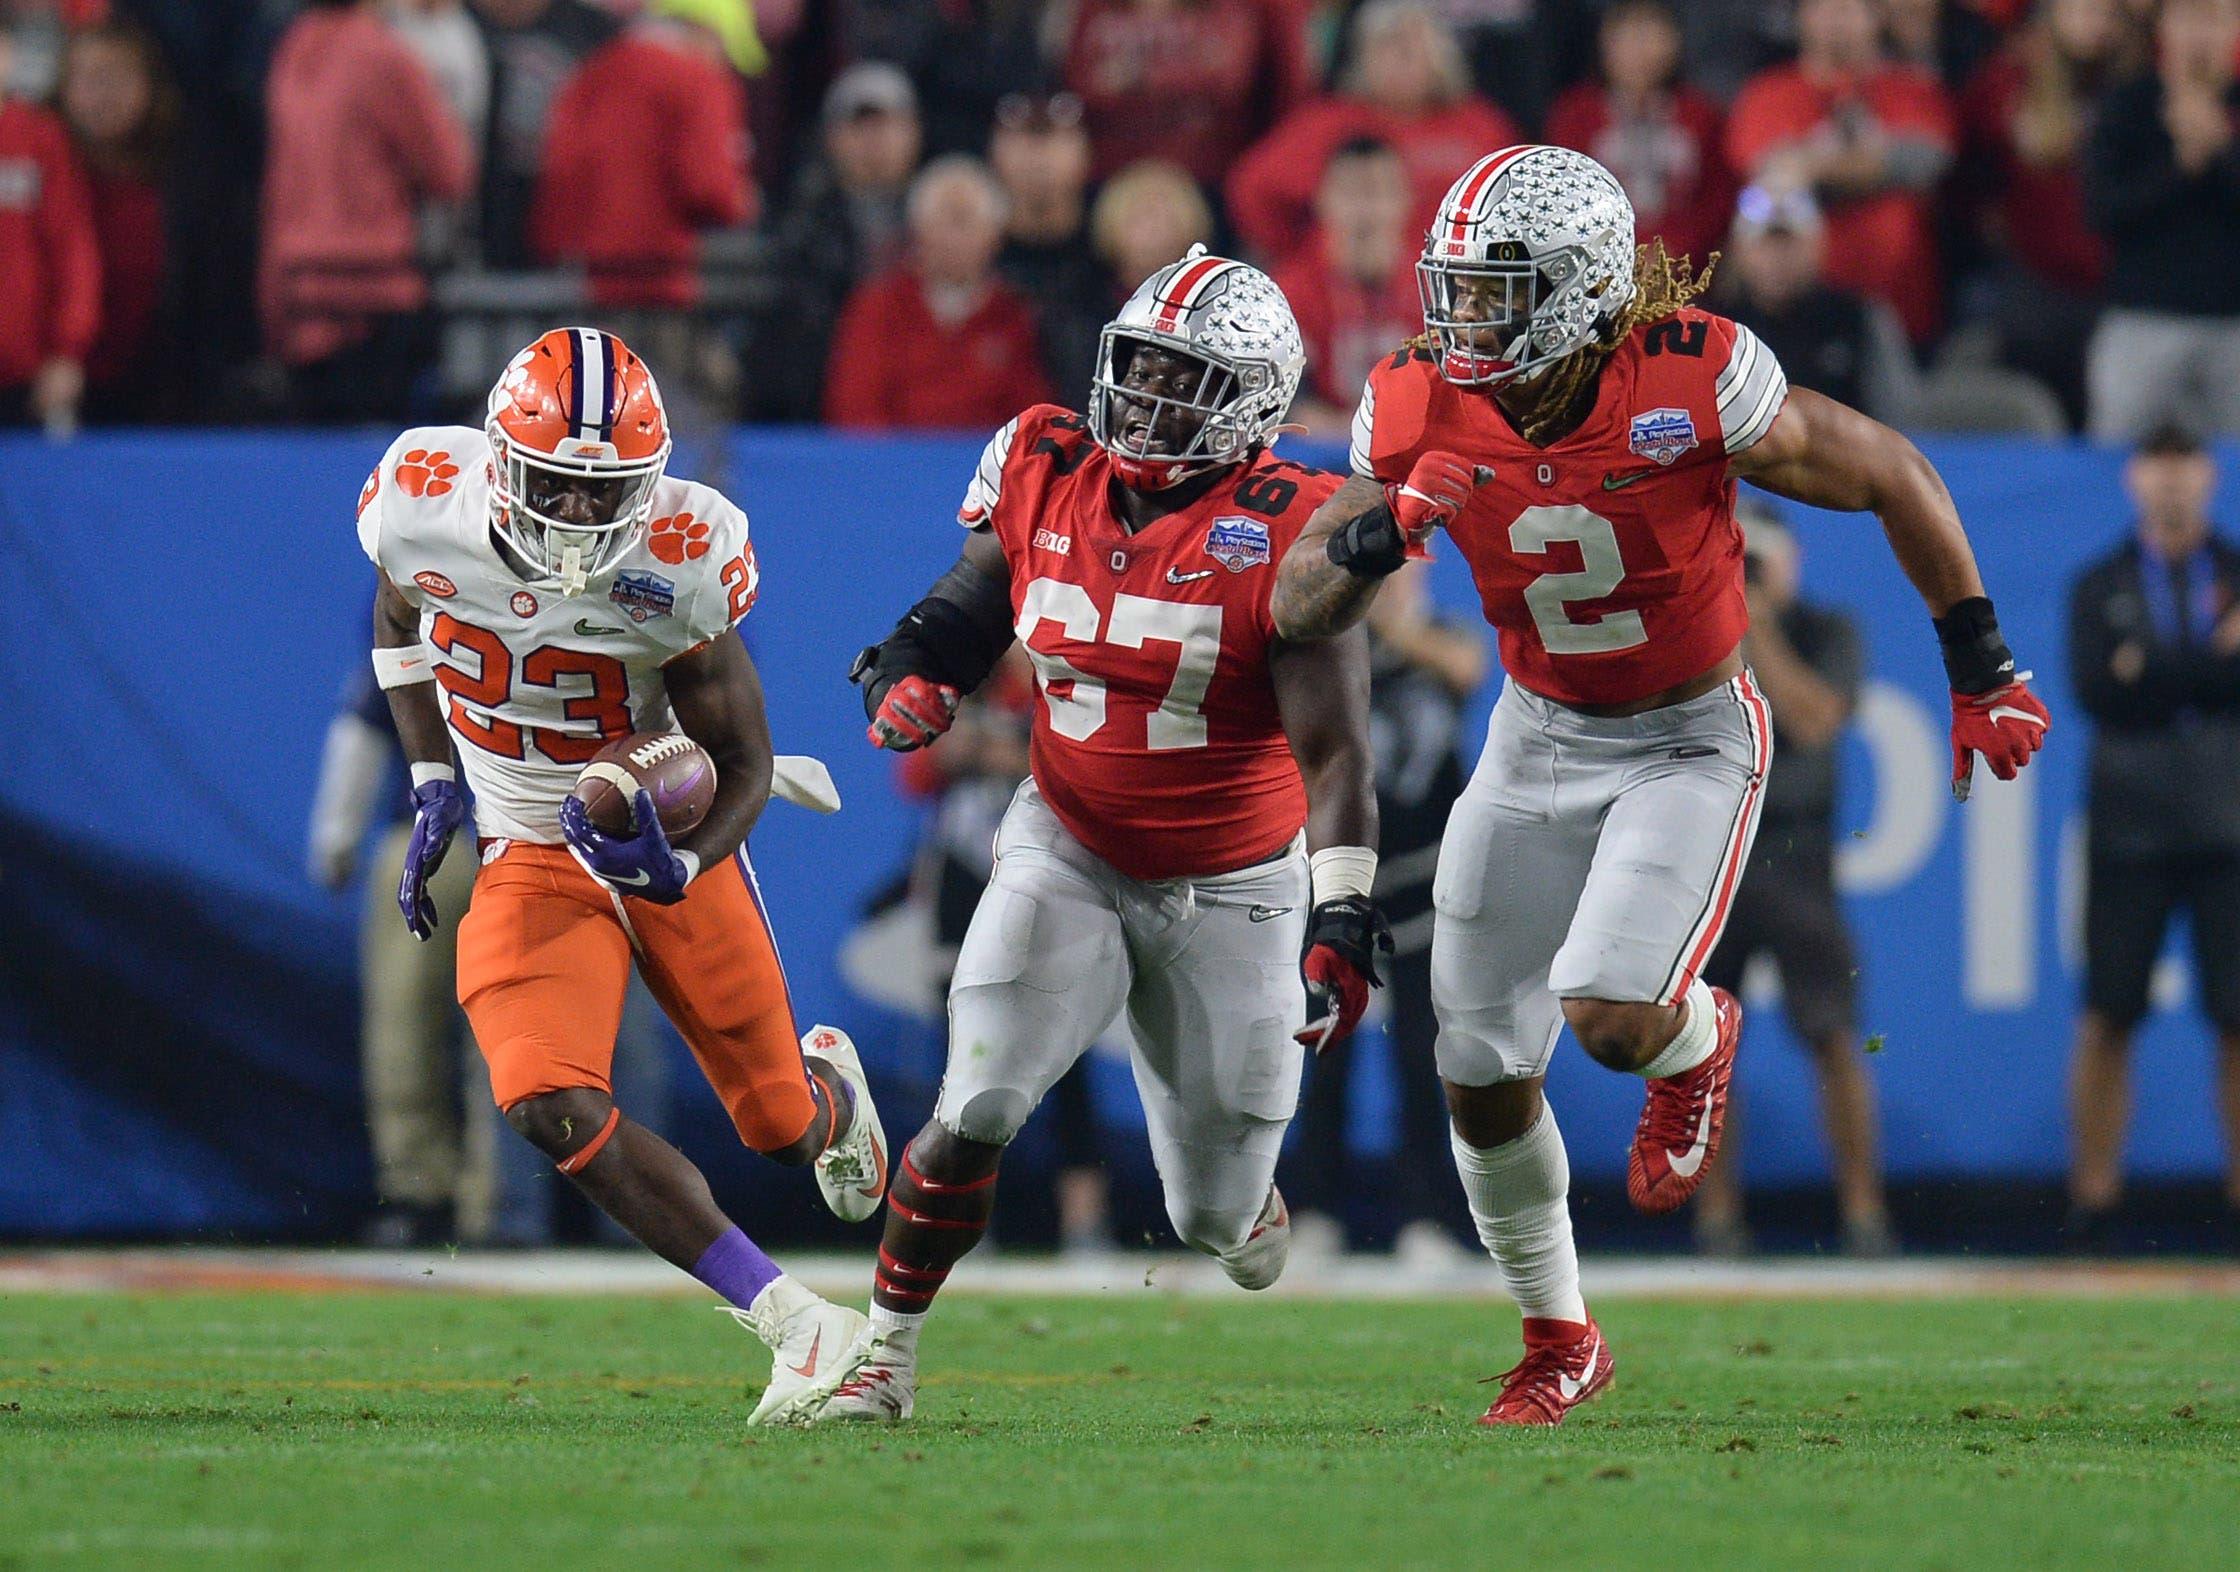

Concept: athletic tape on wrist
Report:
left=675, top=849, right=702, bottom=886
left=409, top=762, right=456, bottom=790
left=371, top=644, right=436, bottom=688
left=1309, top=845, right=1378, bottom=906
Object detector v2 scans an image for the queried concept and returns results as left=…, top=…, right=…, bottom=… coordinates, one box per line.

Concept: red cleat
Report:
left=1477, top=1316, right=1615, bottom=1426
left=1627, top=985, right=1741, bottom=1215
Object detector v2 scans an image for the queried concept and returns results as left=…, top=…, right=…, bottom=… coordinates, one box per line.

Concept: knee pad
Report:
left=940, top=1087, right=1031, bottom=1147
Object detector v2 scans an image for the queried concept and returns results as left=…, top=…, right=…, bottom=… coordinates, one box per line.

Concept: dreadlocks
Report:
left=1520, top=240, right=1717, bottom=443
left=1407, top=239, right=1719, bottom=445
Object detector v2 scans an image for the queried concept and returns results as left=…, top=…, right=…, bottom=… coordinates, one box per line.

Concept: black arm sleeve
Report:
left=851, top=557, right=1016, bottom=720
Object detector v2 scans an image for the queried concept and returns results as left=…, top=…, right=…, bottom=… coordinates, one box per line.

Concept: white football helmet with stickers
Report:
left=1089, top=245, right=1306, bottom=489
left=1418, top=145, right=1637, bottom=386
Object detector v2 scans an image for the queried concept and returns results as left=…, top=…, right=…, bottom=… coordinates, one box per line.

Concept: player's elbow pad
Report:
left=853, top=563, right=1014, bottom=719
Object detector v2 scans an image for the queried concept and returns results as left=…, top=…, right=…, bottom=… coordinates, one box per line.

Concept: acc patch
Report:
left=413, top=570, right=457, bottom=599
left=610, top=569, right=676, bottom=623
left=1628, top=407, right=1698, bottom=466
left=1204, top=516, right=1271, bottom=573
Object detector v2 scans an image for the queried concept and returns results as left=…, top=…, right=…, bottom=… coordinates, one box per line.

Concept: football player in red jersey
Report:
left=816, top=249, right=1388, bottom=1422
left=1272, top=147, right=2050, bottom=1426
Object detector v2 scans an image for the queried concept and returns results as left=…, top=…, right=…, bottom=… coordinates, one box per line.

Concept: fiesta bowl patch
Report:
left=413, top=570, right=457, bottom=598
left=610, top=569, right=676, bottom=622
left=1628, top=407, right=1697, bottom=466
left=1204, top=516, right=1271, bottom=572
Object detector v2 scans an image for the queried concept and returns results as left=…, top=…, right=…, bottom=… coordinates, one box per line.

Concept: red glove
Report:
left=1386, top=450, right=1491, bottom=561
left=867, top=674, right=961, bottom=752
left=1949, top=675, right=2049, bottom=800
left=1294, top=897, right=1394, bottom=1053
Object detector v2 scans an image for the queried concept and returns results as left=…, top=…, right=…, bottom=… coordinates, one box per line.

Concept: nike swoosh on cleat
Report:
left=1665, top=1101, right=1716, bottom=1178
left=858, top=1133, right=889, bottom=1201
left=788, top=1327, right=822, bottom=1379
left=1557, top=1336, right=1602, bottom=1401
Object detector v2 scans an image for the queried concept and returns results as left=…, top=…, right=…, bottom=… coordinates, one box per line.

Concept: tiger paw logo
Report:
left=649, top=512, right=711, bottom=564
left=396, top=449, right=459, bottom=498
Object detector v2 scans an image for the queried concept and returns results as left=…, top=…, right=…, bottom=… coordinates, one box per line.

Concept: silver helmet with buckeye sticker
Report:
left=1418, top=145, right=1637, bottom=387
left=1089, top=246, right=1305, bottom=490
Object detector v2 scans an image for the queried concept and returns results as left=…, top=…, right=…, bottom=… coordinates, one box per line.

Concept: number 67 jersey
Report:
left=961, top=404, right=1343, bottom=881
left=1352, top=306, right=1788, bottom=708
left=356, top=424, right=760, bottom=844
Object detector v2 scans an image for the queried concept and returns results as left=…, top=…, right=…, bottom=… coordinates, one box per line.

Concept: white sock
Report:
left=1638, top=978, right=1716, bottom=1080
left=868, top=1303, right=925, bottom=1352
left=1449, top=1109, right=1587, bottom=1325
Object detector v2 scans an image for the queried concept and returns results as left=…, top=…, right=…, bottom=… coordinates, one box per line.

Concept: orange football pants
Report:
left=455, top=841, right=817, bottom=1152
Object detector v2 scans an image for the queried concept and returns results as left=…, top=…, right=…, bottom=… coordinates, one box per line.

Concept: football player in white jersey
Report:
left=357, top=327, right=889, bottom=1425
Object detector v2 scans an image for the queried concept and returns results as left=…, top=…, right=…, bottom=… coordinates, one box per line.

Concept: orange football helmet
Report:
left=485, top=327, right=671, bottom=595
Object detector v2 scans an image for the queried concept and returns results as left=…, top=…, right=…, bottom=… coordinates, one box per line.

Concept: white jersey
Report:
left=356, top=425, right=759, bottom=844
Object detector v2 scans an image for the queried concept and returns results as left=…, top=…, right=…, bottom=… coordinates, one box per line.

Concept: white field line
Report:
left=0, top=1247, right=2234, bottom=1301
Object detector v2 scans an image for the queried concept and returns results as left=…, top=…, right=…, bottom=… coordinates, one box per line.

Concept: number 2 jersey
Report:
left=355, top=425, right=759, bottom=844
left=961, top=405, right=1343, bottom=881
left=1351, top=306, right=1789, bottom=708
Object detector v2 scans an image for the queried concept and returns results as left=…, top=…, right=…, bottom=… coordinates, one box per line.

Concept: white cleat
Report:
left=734, top=1277, right=874, bottom=1427
left=814, top=1329, right=916, bottom=1423
left=1219, top=1186, right=1291, bottom=1291
left=804, top=1024, right=889, bottom=1223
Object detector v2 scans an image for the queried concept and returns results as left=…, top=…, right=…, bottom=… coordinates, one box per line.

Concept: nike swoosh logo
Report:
left=1665, top=1100, right=1716, bottom=1178
left=1557, top=1335, right=1602, bottom=1400
left=574, top=619, right=627, bottom=637
left=1167, top=568, right=1214, bottom=584
left=1601, top=468, right=1659, bottom=491
left=1986, top=706, right=2044, bottom=729
left=608, top=869, right=652, bottom=887
left=1247, top=904, right=1292, bottom=923
left=859, top=1131, right=889, bottom=1201
left=788, top=1327, right=822, bottom=1379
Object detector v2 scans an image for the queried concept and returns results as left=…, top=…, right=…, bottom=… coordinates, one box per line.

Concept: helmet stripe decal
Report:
left=570, top=328, right=609, bottom=443
left=1153, top=255, right=1230, bottom=333
left=1446, top=145, right=1537, bottom=241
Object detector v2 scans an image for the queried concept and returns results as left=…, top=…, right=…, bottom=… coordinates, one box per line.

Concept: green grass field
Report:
left=1, top=1288, right=2233, bottom=1569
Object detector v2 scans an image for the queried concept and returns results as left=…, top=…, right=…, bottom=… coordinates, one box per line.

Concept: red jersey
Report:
left=961, top=404, right=1341, bottom=880
left=1351, top=308, right=1788, bottom=709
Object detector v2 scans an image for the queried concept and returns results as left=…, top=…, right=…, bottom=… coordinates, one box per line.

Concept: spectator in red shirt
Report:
left=1227, top=1, right=1519, bottom=267
left=59, top=19, right=175, bottom=420
left=825, top=155, right=1054, bottom=430
left=531, top=0, right=756, bottom=309
left=260, top=0, right=474, bottom=422
left=1960, top=0, right=2125, bottom=427
left=1545, top=0, right=1734, bottom=269
left=1062, top=0, right=1312, bottom=187
left=1273, top=137, right=1418, bottom=438
left=0, top=32, right=96, bottom=432
left=1090, top=157, right=1216, bottom=303
left=1726, top=0, right=1958, bottom=343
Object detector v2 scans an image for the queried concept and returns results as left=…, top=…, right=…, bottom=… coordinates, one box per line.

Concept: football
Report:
left=570, top=731, right=716, bottom=836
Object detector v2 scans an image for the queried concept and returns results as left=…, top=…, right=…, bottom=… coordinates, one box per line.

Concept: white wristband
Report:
left=409, top=762, right=456, bottom=790
left=371, top=644, right=435, bottom=688
left=1309, top=846, right=1378, bottom=906
left=675, top=849, right=702, bottom=886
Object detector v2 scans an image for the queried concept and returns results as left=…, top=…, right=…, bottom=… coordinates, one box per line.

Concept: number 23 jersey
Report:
left=1352, top=307, right=1788, bottom=708
left=961, top=404, right=1343, bottom=881
left=356, top=425, right=760, bottom=844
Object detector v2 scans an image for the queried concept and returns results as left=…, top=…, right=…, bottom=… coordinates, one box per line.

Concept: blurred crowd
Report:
left=4, top=0, right=2240, bottom=436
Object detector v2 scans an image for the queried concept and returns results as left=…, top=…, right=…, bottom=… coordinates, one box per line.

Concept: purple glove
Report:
left=397, top=778, right=466, bottom=940
left=559, top=789, right=691, bottom=904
